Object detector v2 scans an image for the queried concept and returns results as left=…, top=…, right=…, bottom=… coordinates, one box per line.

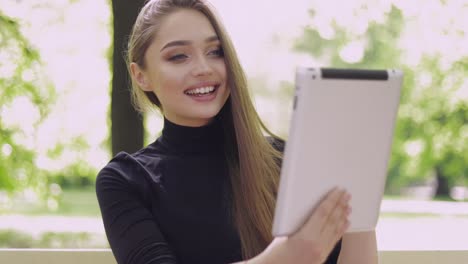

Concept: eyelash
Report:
left=168, top=54, right=188, bottom=61
left=209, top=48, right=224, bottom=57
left=168, top=47, right=224, bottom=62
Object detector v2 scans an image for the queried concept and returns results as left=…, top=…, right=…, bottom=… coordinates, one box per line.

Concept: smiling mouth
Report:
left=184, top=85, right=219, bottom=96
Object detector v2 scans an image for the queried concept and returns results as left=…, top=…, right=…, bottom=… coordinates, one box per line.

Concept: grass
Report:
left=55, top=187, right=101, bottom=216
left=2, top=187, right=101, bottom=217
left=0, top=229, right=109, bottom=248
left=379, top=212, right=443, bottom=218
left=2, top=188, right=466, bottom=249
left=383, top=194, right=466, bottom=202
left=2, top=188, right=466, bottom=217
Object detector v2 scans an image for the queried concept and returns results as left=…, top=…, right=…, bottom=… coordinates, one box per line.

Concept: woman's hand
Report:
left=289, top=187, right=351, bottom=262
left=249, top=187, right=351, bottom=264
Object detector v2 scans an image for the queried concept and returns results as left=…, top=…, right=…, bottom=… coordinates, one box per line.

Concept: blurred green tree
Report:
left=293, top=4, right=468, bottom=198
left=0, top=0, right=148, bottom=204
left=0, top=12, right=55, bottom=195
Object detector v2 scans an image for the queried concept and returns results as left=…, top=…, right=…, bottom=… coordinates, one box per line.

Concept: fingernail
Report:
left=341, top=220, right=350, bottom=232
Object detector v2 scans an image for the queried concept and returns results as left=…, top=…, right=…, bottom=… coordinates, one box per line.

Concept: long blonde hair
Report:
left=127, top=0, right=283, bottom=259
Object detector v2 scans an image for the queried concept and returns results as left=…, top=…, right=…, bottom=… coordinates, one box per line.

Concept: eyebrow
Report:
left=160, top=35, right=220, bottom=52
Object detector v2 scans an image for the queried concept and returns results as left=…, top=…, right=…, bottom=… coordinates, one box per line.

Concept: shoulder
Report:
left=96, top=145, right=164, bottom=192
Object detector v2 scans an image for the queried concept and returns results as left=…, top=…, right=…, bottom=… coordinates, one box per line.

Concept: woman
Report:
left=96, top=0, right=378, bottom=263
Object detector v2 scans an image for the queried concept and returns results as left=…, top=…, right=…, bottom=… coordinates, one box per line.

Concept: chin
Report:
left=200, top=103, right=225, bottom=115
left=194, top=111, right=220, bottom=121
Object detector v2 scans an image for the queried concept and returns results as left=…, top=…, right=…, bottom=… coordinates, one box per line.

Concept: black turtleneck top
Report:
left=95, top=118, right=341, bottom=264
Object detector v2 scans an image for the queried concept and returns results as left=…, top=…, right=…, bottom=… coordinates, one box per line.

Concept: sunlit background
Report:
left=1, top=0, right=467, bottom=250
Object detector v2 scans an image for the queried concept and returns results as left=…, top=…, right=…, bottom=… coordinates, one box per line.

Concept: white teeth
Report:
left=186, top=86, right=216, bottom=95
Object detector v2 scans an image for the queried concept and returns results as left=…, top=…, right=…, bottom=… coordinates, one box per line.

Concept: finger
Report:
left=342, top=206, right=352, bottom=232
left=328, top=217, right=350, bottom=251
left=320, top=202, right=350, bottom=243
left=298, top=187, right=344, bottom=237
left=336, top=213, right=351, bottom=240
left=319, top=191, right=351, bottom=243
left=323, top=190, right=351, bottom=230
left=312, top=187, right=344, bottom=228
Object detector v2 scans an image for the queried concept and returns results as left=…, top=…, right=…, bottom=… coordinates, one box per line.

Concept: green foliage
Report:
left=0, top=11, right=55, bottom=194
left=293, top=3, right=468, bottom=194
left=0, top=230, right=34, bottom=248
left=293, top=6, right=412, bottom=114
left=0, top=230, right=106, bottom=248
left=0, top=187, right=100, bottom=216
left=294, top=6, right=404, bottom=68
left=45, top=136, right=97, bottom=188
left=49, top=163, right=97, bottom=189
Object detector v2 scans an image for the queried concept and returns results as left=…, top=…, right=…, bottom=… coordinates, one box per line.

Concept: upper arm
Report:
left=96, top=165, right=178, bottom=264
left=337, top=230, right=378, bottom=264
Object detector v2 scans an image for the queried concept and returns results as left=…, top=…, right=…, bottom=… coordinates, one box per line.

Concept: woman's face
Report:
left=131, top=8, right=229, bottom=127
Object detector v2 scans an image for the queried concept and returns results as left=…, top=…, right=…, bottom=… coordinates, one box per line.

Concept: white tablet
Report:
left=272, top=67, right=403, bottom=236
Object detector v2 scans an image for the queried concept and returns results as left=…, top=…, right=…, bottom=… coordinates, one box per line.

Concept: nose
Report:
left=191, top=55, right=213, bottom=77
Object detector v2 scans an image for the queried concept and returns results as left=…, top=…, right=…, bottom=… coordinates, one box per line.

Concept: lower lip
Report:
left=185, top=87, right=219, bottom=102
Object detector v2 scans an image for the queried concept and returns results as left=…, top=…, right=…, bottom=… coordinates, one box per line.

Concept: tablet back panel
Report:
left=272, top=68, right=403, bottom=236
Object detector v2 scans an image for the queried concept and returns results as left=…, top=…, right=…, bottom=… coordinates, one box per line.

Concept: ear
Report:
left=130, top=62, right=152, bottom=91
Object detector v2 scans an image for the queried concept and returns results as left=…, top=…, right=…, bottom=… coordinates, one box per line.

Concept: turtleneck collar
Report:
left=158, top=117, right=225, bottom=155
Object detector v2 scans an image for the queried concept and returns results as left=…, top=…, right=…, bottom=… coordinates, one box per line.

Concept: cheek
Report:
left=155, top=67, right=185, bottom=95
left=215, top=60, right=227, bottom=81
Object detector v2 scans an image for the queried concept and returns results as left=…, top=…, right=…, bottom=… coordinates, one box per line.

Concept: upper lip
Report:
left=184, top=81, right=220, bottom=92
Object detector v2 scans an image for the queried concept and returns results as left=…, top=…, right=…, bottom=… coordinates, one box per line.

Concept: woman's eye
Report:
left=168, top=54, right=188, bottom=61
left=209, top=48, right=224, bottom=57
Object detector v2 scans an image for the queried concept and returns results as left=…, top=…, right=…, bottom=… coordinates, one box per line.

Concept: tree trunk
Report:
left=434, top=167, right=450, bottom=198
left=111, top=0, right=146, bottom=156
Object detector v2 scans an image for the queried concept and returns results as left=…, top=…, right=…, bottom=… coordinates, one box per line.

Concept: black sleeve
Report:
left=325, top=239, right=342, bottom=264
left=266, top=136, right=285, bottom=153
left=96, top=157, right=178, bottom=264
left=266, top=136, right=285, bottom=168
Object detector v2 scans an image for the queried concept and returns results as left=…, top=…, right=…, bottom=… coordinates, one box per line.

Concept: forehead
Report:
left=155, top=9, right=217, bottom=47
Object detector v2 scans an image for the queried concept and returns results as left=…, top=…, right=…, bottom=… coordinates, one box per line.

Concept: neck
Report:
left=159, top=117, right=225, bottom=155
left=163, top=115, right=215, bottom=128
